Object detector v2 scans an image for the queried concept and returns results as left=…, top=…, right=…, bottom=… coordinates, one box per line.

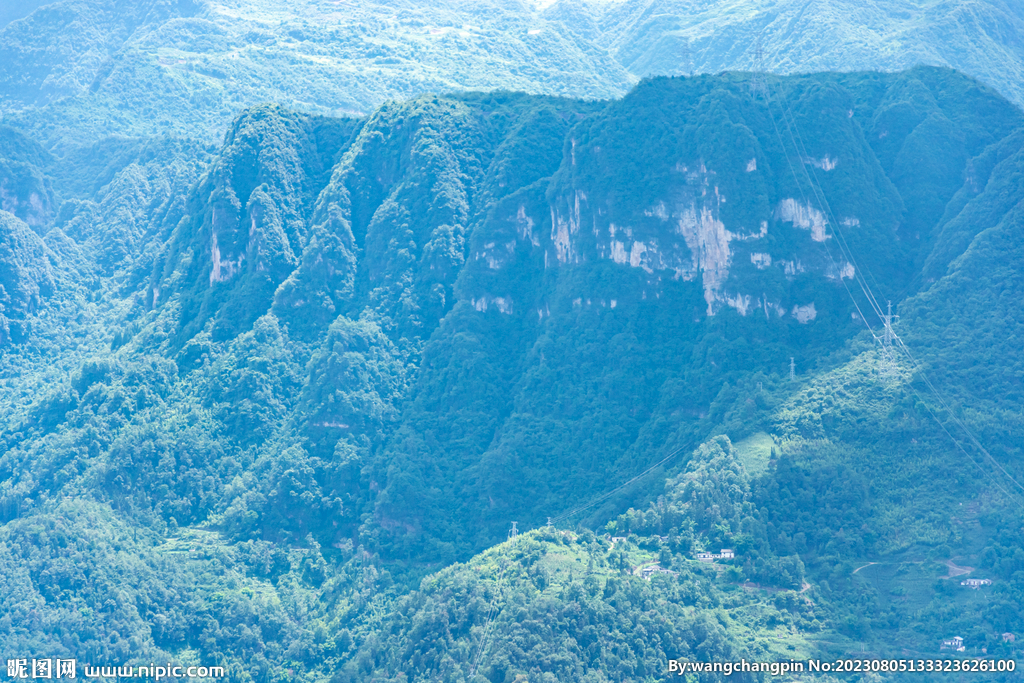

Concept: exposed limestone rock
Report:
left=781, top=259, right=805, bottom=276
left=610, top=238, right=628, bottom=264
left=676, top=199, right=731, bottom=314
left=475, top=240, right=516, bottom=270
left=538, top=158, right=861, bottom=324
left=473, top=295, right=513, bottom=314
left=778, top=198, right=830, bottom=242
left=826, top=261, right=856, bottom=280
left=644, top=202, right=670, bottom=219
left=516, top=205, right=540, bottom=246
left=209, top=217, right=244, bottom=285
left=792, top=303, right=817, bottom=323
left=759, top=296, right=786, bottom=319
left=725, top=293, right=752, bottom=315
left=550, top=190, right=582, bottom=264
left=629, top=240, right=650, bottom=270
left=804, top=155, right=837, bottom=171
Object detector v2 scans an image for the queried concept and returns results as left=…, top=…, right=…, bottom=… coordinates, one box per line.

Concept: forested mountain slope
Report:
left=2, top=0, right=1024, bottom=146
left=0, top=0, right=633, bottom=145
left=3, top=67, right=1024, bottom=680
left=600, top=0, right=1024, bottom=102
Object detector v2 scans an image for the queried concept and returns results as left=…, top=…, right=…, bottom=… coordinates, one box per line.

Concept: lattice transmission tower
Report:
left=879, top=301, right=901, bottom=380
left=750, top=34, right=768, bottom=99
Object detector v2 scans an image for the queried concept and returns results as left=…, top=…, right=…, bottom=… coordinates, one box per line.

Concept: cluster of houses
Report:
left=633, top=562, right=678, bottom=581
left=607, top=535, right=673, bottom=546
left=696, top=549, right=736, bottom=562
left=941, top=633, right=1016, bottom=653
left=961, top=578, right=992, bottom=589
left=603, top=536, right=738, bottom=565
left=613, top=537, right=739, bottom=580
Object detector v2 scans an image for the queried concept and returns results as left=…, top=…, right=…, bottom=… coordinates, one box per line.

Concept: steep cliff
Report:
left=4, top=68, right=1024, bottom=677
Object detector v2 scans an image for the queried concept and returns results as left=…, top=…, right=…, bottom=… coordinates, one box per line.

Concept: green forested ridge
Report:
left=2, top=65, right=1024, bottom=682
left=2, top=0, right=1024, bottom=148
left=0, top=210, right=54, bottom=344
left=599, top=0, right=1024, bottom=104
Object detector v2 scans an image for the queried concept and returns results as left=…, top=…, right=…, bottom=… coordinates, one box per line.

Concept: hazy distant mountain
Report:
left=600, top=0, right=1024, bottom=104
left=0, top=0, right=633, bottom=144
left=1, top=0, right=1023, bottom=145
left=0, top=0, right=48, bottom=29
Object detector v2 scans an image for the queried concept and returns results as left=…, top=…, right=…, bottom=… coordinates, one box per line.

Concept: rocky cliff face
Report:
left=42, top=67, right=1023, bottom=557
left=4, top=65, right=1024, bottom=673
left=358, top=68, right=1020, bottom=557
left=456, top=74, right=922, bottom=338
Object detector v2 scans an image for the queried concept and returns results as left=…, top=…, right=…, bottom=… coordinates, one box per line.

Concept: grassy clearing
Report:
left=734, top=431, right=775, bottom=476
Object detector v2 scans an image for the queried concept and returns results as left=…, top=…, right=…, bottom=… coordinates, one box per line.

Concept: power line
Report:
left=760, top=74, right=881, bottom=342
left=770, top=76, right=899, bottom=330
left=892, top=334, right=1024, bottom=503
left=466, top=70, right=1024, bottom=673
left=549, top=441, right=692, bottom=526
left=470, top=452, right=689, bottom=672
left=468, top=531, right=515, bottom=678
left=879, top=302, right=900, bottom=380
left=483, top=56, right=1024, bottom=593
left=764, top=74, right=1015, bottom=483
left=765, top=75, right=1022, bottom=492
left=898, top=371, right=1023, bottom=508
left=768, top=79, right=887, bottom=326
left=761, top=71, right=1024, bottom=508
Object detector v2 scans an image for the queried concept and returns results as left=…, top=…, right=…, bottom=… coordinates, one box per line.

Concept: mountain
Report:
left=3, top=64, right=1024, bottom=680
left=2, top=0, right=1024, bottom=148
left=0, top=0, right=633, bottom=145
left=600, top=0, right=1024, bottom=104
left=0, top=1, right=48, bottom=30
left=0, top=211, right=55, bottom=344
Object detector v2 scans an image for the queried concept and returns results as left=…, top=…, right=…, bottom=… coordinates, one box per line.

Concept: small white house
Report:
left=941, top=636, right=965, bottom=652
left=695, top=549, right=737, bottom=562
left=961, top=578, right=992, bottom=589
left=636, top=563, right=677, bottom=581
